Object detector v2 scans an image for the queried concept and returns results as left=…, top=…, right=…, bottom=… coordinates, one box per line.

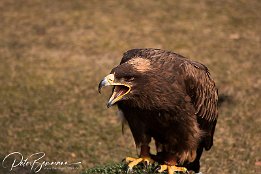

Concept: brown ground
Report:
left=0, top=0, right=260, bottom=173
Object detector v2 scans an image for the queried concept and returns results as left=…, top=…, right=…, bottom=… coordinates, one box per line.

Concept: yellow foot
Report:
left=125, top=156, right=154, bottom=171
left=158, top=164, right=188, bottom=174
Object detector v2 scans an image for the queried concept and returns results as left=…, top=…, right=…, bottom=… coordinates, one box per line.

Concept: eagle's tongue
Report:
left=115, top=88, right=126, bottom=98
left=114, top=86, right=128, bottom=99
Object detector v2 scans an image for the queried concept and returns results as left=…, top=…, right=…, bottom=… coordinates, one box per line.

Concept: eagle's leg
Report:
left=125, top=145, right=154, bottom=170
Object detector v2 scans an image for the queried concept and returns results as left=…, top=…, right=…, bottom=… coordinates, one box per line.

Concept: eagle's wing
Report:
left=182, top=60, right=218, bottom=150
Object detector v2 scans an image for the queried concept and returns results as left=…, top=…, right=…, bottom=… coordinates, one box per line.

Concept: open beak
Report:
left=98, top=74, right=131, bottom=108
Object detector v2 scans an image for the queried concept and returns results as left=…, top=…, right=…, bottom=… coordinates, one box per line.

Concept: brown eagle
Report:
left=98, top=48, right=218, bottom=174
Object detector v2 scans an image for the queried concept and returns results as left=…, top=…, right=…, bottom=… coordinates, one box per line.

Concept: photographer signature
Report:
left=2, top=152, right=81, bottom=173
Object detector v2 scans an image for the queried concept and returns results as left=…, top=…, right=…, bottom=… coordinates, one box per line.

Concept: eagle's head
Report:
left=98, top=57, right=152, bottom=108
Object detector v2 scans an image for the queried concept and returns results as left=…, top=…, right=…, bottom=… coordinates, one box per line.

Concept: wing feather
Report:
left=182, top=61, right=218, bottom=150
left=183, top=61, right=218, bottom=121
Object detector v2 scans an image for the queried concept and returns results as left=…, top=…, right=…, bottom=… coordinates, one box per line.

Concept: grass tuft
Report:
left=83, top=162, right=169, bottom=174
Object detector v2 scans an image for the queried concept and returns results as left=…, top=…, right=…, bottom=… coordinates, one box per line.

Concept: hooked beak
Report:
left=98, top=74, right=131, bottom=108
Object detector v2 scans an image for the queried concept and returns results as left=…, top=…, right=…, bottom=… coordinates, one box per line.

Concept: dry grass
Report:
left=0, top=0, right=260, bottom=173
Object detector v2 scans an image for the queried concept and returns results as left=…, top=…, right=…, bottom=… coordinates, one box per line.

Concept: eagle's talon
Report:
left=158, top=164, right=168, bottom=173
left=158, top=164, right=187, bottom=174
left=143, top=157, right=154, bottom=165
left=125, top=156, right=154, bottom=171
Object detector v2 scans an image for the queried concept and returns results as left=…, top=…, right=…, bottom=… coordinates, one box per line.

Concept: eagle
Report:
left=98, top=48, right=218, bottom=174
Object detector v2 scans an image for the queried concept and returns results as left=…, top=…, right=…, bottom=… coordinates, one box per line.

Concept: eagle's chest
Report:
left=118, top=105, right=178, bottom=133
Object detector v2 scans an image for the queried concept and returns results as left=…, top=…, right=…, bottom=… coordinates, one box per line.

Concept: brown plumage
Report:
left=98, top=48, right=218, bottom=173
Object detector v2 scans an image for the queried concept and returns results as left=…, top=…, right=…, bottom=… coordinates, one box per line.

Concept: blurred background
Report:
left=0, top=0, right=260, bottom=173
